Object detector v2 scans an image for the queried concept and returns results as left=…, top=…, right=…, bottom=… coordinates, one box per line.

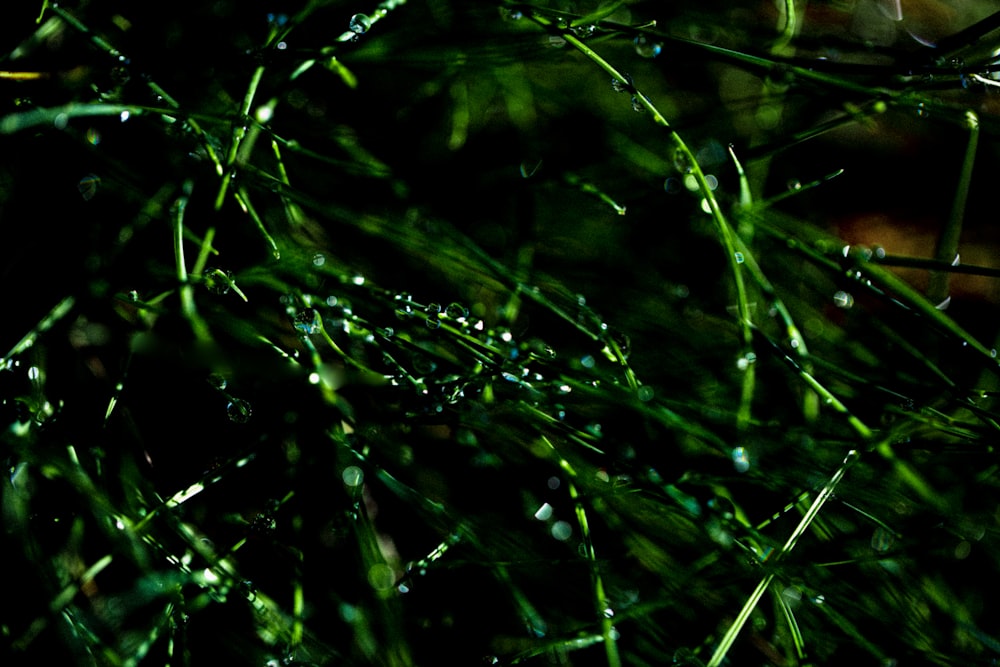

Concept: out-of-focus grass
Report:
left=4, top=1, right=1000, bottom=665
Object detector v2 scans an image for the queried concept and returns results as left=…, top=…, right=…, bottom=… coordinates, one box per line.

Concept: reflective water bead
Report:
left=425, top=302, right=441, bottom=315
left=534, top=503, right=553, bottom=521
left=293, top=309, right=322, bottom=335
left=78, top=174, right=101, bottom=201
left=550, top=520, right=572, bottom=541
left=634, top=35, right=662, bottom=58
left=630, top=95, right=644, bottom=113
left=227, top=398, right=253, bottom=423
left=207, top=373, right=227, bottom=391
left=731, top=446, right=750, bottom=473
left=425, top=317, right=441, bottom=330
left=349, top=13, right=371, bottom=34
left=444, top=302, right=468, bottom=319
left=833, top=291, right=854, bottom=309
left=736, top=352, right=756, bottom=371
left=204, top=268, right=234, bottom=295
left=342, top=465, right=364, bottom=487
left=312, top=253, right=326, bottom=266
left=673, top=148, right=693, bottom=174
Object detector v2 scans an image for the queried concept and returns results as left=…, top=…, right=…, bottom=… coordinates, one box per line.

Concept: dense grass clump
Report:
left=4, top=1, right=1000, bottom=665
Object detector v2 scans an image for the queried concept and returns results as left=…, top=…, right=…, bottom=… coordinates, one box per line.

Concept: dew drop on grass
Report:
left=227, top=398, right=252, bottom=423
left=663, top=177, right=682, bottom=194
left=207, top=373, right=227, bottom=391
left=833, top=291, right=854, bottom=309
left=425, top=317, right=441, bottom=330
left=293, top=308, right=322, bottom=335
left=349, top=13, right=371, bottom=35
left=445, top=302, right=468, bottom=319
left=551, top=520, right=572, bottom=541
left=78, top=174, right=101, bottom=201
left=630, top=95, right=644, bottom=112
left=312, top=253, right=325, bottom=266
left=342, top=465, right=364, bottom=487
left=673, top=148, right=693, bottom=174
left=204, top=268, right=234, bottom=295
left=732, top=446, right=750, bottom=472
left=633, top=35, right=662, bottom=58
left=534, top=503, right=553, bottom=521
left=871, top=526, right=895, bottom=553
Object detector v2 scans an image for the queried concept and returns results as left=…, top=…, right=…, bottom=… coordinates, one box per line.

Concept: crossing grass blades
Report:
left=4, top=1, right=1000, bottom=665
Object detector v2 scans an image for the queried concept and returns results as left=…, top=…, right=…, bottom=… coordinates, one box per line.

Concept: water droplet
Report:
left=734, top=251, right=745, bottom=264
left=342, top=465, right=364, bottom=487
left=207, top=373, right=228, bottom=391
left=204, top=268, right=235, bottom=295
left=444, top=302, right=468, bottom=319
left=534, top=503, right=553, bottom=520
left=425, top=302, right=441, bottom=314
left=732, top=446, right=750, bottom=473
left=736, top=352, right=756, bottom=370
left=630, top=95, right=644, bottom=112
left=78, top=174, right=101, bottom=201
left=227, top=398, right=252, bottom=423
left=349, top=13, right=371, bottom=35
left=611, top=77, right=628, bottom=93
left=376, top=326, right=394, bottom=338
left=551, top=520, right=572, bottom=541
left=633, top=35, right=662, bottom=58
left=833, top=291, right=854, bottom=309
left=500, top=8, right=523, bottom=20
left=663, top=177, right=682, bottom=194
left=571, top=24, right=596, bottom=39
left=395, top=305, right=412, bottom=319
left=312, top=253, right=326, bottom=266
left=425, top=317, right=441, bottom=330
left=871, top=526, right=895, bottom=553
left=637, top=385, right=654, bottom=402
left=787, top=178, right=802, bottom=191
left=673, top=148, right=693, bottom=174
left=580, top=354, right=595, bottom=369
left=293, top=309, right=322, bottom=335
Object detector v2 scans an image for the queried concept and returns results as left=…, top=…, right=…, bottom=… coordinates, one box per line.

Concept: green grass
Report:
left=4, top=1, right=1000, bottom=665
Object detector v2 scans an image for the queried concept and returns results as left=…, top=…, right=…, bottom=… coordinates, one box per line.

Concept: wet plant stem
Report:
left=172, top=183, right=212, bottom=343
left=556, top=26, right=757, bottom=430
